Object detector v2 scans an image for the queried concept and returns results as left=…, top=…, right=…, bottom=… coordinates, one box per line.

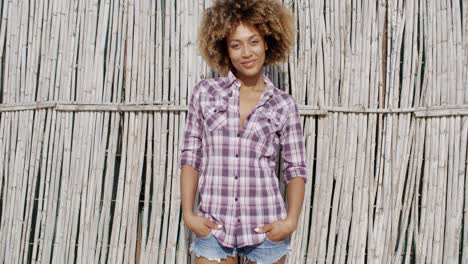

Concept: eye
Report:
left=251, top=40, right=259, bottom=45
left=230, top=44, right=240, bottom=49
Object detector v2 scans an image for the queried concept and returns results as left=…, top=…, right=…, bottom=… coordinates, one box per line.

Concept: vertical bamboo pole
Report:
left=165, top=0, right=183, bottom=261
left=95, top=1, right=125, bottom=262
left=147, top=1, right=165, bottom=262
left=138, top=0, right=155, bottom=261
left=175, top=0, right=192, bottom=261
left=157, top=1, right=173, bottom=262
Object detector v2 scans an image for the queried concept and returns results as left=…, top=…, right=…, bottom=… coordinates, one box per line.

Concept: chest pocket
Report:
left=254, top=110, right=282, bottom=138
left=204, top=103, right=228, bottom=131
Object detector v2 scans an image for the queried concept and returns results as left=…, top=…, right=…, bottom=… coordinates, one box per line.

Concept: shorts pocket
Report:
left=196, top=233, right=212, bottom=239
left=265, top=235, right=283, bottom=244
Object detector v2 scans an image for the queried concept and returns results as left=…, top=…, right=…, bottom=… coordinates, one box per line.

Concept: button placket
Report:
left=235, top=90, right=243, bottom=227
left=235, top=136, right=241, bottom=224
left=235, top=144, right=241, bottom=224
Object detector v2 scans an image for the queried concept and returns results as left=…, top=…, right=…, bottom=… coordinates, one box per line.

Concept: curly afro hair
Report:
left=198, top=0, right=295, bottom=75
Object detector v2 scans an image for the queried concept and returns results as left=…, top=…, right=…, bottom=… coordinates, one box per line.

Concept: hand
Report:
left=254, top=218, right=297, bottom=242
left=183, top=213, right=223, bottom=238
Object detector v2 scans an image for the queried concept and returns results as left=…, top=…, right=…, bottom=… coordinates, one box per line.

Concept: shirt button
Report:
left=235, top=176, right=238, bottom=180
left=235, top=153, right=239, bottom=157
left=237, top=133, right=240, bottom=137
left=237, top=219, right=240, bottom=222
left=235, top=197, right=238, bottom=201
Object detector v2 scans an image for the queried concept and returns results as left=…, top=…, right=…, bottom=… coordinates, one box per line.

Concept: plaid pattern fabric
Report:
left=180, top=71, right=307, bottom=248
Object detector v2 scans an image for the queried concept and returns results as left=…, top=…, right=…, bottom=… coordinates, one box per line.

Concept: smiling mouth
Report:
left=241, top=60, right=256, bottom=67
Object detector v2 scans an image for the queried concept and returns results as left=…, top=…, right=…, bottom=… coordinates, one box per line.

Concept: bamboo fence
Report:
left=0, top=0, right=466, bottom=263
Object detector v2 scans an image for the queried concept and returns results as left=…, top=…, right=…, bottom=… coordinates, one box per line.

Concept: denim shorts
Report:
left=190, top=233, right=291, bottom=264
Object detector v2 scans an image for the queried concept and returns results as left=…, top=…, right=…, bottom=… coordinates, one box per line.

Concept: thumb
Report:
left=204, top=219, right=223, bottom=230
left=255, top=223, right=273, bottom=233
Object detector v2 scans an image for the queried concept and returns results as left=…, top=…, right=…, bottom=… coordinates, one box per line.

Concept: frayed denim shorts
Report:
left=190, top=233, right=291, bottom=264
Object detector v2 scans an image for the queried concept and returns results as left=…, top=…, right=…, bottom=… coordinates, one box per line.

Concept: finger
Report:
left=255, top=223, right=273, bottom=233
left=204, top=219, right=223, bottom=229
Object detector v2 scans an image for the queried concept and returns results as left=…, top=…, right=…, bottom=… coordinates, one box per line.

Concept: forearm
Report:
left=285, top=177, right=305, bottom=228
left=180, top=165, right=200, bottom=218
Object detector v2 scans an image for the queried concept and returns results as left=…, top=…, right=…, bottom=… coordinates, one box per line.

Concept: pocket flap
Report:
left=204, top=103, right=228, bottom=131
left=257, top=110, right=281, bottom=126
left=206, top=103, right=228, bottom=115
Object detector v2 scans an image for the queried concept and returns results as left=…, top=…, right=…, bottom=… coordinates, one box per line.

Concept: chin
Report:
left=236, top=66, right=263, bottom=78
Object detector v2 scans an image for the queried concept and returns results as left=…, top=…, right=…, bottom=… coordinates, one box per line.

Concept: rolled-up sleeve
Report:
left=179, top=82, right=204, bottom=171
left=279, top=100, right=307, bottom=184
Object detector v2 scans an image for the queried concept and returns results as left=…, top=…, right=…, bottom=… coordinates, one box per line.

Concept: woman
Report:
left=179, top=1, right=307, bottom=263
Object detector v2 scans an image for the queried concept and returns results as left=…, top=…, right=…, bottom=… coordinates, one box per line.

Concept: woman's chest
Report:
left=199, top=93, right=287, bottom=154
left=239, top=90, right=263, bottom=129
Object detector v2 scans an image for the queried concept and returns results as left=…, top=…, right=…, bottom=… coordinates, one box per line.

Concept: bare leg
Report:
left=245, top=254, right=286, bottom=264
left=195, top=255, right=239, bottom=264
left=275, top=255, right=286, bottom=264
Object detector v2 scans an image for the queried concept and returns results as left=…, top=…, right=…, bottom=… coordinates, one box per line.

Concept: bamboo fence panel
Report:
left=0, top=0, right=467, bottom=264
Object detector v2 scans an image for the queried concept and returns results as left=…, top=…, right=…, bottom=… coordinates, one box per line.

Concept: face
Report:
left=226, top=22, right=267, bottom=79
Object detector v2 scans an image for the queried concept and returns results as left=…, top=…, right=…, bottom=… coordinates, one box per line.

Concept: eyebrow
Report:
left=229, top=34, right=260, bottom=42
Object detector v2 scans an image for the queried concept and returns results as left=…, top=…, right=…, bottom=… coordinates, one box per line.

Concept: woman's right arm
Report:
left=180, top=165, right=221, bottom=236
left=180, top=164, right=199, bottom=219
left=179, top=82, right=221, bottom=236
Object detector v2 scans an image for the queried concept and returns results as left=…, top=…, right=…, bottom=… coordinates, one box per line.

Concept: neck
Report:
left=235, top=70, right=265, bottom=92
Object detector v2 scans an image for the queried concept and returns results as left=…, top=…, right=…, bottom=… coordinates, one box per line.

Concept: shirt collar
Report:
left=224, top=70, right=275, bottom=102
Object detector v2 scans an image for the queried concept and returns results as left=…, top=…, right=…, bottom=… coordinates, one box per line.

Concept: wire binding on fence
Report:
left=1, top=101, right=467, bottom=117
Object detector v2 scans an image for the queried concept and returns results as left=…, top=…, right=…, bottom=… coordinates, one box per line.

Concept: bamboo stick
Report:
left=138, top=0, right=156, bottom=261
left=394, top=115, right=417, bottom=263
left=164, top=0, right=184, bottom=261
left=174, top=0, right=192, bottom=261
left=9, top=105, right=28, bottom=264
left=41, top=112, right=64, bottom=264
left=20, top=112, right=46, bottom=263
left=124, top=3, right=144, bottom=262
left=30, top=109, right=53, bottom=262
left=93, top=1, right=124, bottom=262
left=75, top=0, right=99, bottom=260
left=146, top=0, right=165, bottom=261
left=0, top=114, right=10, bottom=259
left=118, top=1, right=137, bottom=262
left=157, top=0, right=175, bottom=262
left=461, top=117, right=468, bottom=264
left=86, top=0, right=114, bottom=261
left=304, top=115, right=323, bottom=264
left=50, top=1, right=80, bottom=256
left=349, top=113, right=369, bottom=264
left=324, top=113, right=347, bottom=263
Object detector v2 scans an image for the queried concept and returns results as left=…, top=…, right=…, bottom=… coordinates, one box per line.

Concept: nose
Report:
left=241, top=45, right=252, bottom=58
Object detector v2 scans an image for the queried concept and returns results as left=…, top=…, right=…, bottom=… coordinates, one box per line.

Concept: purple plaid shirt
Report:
left=179, top=71, right=307, bottom=248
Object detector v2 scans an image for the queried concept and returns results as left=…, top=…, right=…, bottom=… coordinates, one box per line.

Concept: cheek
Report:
left=227, top=50, right=240, bottom=63
left=255, top=47, right=266, bottom=59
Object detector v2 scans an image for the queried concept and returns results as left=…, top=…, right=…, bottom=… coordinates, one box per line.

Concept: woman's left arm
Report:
left=256, top=100, right=307, bottom=240
left=256, top=178, right=305, bottom=239
left=284, top=177, right=305, bottom=230
left=280, top=101, right=307, bottom=185
left=281, top=100, right=307, bottom=231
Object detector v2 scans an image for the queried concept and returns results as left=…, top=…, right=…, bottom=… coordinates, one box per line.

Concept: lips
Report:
left=241, top=60, right=256, bottom=68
